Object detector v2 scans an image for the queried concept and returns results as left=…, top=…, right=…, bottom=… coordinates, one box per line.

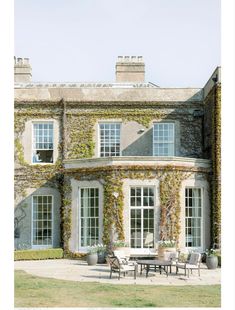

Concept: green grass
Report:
left=15, top=270, right=221, bottom=308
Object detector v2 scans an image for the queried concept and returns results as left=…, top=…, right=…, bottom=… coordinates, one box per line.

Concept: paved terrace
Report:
left=15, top=259, right=220, bottom=286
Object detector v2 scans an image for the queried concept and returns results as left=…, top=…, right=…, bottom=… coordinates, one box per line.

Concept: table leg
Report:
left=140, top=264, right=143, bottom=275
left=146, top=265, right=149, bottom=278
left=159, top=265, right=162, bottom=274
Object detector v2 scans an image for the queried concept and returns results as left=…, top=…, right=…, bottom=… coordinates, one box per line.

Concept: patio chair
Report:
left=163, top=251, right=179, bottom=263
left=106, top=255, right=137, bottom=280
left=176, top=252, right=201, bottom=277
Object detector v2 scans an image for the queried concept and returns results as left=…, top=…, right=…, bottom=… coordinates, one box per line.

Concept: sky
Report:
left=14, top=0, right=220, bottom=87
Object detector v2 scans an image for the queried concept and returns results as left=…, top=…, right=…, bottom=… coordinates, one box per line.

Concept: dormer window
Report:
left=153, top=123, right=175, bottom=156
left=99, top=123, right=121, bottom=157
left=32, top=122, right=54, bottom=163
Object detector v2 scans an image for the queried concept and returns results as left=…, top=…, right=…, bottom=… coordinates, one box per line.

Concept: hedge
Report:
left=14, top=248, right=64, bottom=261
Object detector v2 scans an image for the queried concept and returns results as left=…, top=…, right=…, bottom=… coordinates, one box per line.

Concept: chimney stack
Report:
left=14, top=57, right=32, bottom=83
left=115, top=56, right=145, bottom=82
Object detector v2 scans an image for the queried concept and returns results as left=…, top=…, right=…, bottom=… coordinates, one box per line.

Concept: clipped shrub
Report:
left=14, top=248, right=64, bottom=261
left=63, top=250, right=86, bottom=260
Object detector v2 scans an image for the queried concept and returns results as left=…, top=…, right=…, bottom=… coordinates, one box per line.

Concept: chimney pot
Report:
left=14, top=56, right=32, bottom=83
left=115, top=55, right=145, bottom=82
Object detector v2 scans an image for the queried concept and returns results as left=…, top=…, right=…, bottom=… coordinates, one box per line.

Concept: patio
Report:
left=14, top=258, right=221, bottom=286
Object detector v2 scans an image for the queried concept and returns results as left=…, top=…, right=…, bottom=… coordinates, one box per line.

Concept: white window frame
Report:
left=78, top=187, right=100, bottom=249
left=185, top=187, right=203, bottom=250
left=129, top=186, right=155, bottom=249
left=31, top=121, right=54, bottom=164
left=153, top=122, right=175, bottom=156
left=98, top=122, right=121, bottom=157
left=31, top=195, right=54, bottom=249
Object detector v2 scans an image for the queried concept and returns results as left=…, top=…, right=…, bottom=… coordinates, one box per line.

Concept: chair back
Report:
left=113, top=250, right=129, bottom=264
left=113, top=250, right=126, bottom=259
left=189, top=253, right=201, bottom=266
left=164, top=251, right=178, bottom=261
left=106, top=256, right=120, bottom=270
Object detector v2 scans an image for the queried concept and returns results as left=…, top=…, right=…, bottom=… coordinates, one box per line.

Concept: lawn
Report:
left=15, top=270, right=221, bottom=308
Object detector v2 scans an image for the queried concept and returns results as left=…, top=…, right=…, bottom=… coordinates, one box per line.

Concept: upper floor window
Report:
left=32, top=123, right=54, bottom=163
left=153, top=123, right=175, bottom=156
left=99, top=123, right=121, bottom=157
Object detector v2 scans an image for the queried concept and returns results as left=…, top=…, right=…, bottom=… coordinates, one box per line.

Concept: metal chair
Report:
left=163, top=251, right=179, bottom=273
left=106, top=255, right=137, bottom=280
left=176, top=252, right=201, bottom=277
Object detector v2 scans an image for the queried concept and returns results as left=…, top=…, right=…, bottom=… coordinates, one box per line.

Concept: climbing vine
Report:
left=102, top=172, right=125, bottom=245
left=60, top=178, right=72, bottom=253
left=204, top=84, right=221, bottom=249
left=158, top=167, right=191, bottom=243
left=211, top=85, right=221, bottom=248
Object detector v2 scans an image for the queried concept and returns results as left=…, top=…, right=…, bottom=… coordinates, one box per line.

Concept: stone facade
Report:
left=14, top=56, right=221, bottom=254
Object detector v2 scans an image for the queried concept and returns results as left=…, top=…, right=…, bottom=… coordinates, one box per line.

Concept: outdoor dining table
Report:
left=137, top=259, right=172, bottom=278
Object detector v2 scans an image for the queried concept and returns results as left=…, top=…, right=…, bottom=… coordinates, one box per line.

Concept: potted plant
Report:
left=157, top=240, right=176, bottom=260
left=97, top=244, right=107, bottom=264
left=86, top=245, right=98, bottom=266
left=205, top=249, right=218, bottom=269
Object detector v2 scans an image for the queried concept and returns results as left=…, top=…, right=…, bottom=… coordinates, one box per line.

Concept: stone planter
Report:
left=158, top=247, right=176, bottom=260
left=206, top=256, right=218, bottom=269
left=97, top=252, right=106, bottom=264
left=113, top=247, right=131, bottom=257
left=86, top=253, right=98, bottom=266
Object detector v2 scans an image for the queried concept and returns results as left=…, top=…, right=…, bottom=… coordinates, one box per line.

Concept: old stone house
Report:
left=14, top=56, right=221, bottom=255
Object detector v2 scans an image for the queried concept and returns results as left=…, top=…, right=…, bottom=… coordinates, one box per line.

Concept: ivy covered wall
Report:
left=204, top=84, right=221, bottom=248
left=14, top=100, right=214, bottom=251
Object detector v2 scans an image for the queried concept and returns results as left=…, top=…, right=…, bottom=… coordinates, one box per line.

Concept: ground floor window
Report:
left=185, top=188, right=202, bottom=247
left=32, top=195, right=53, bottom=246
left=80, top=188, right=99, bottom=247
left=130, top=187, right=154, bottom=248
